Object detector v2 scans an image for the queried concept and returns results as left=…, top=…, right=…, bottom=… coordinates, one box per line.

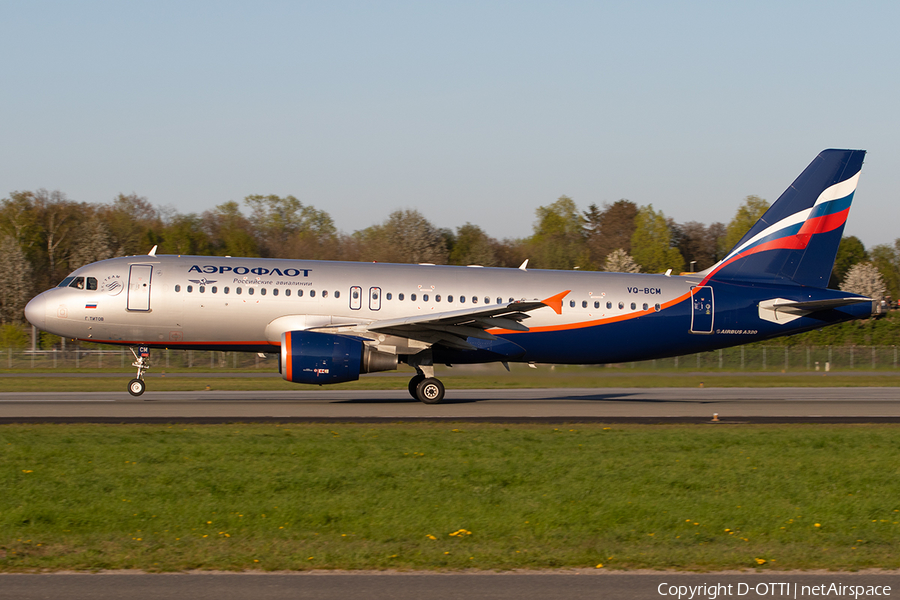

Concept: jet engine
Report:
left=280, top=330, right=397, bottom=385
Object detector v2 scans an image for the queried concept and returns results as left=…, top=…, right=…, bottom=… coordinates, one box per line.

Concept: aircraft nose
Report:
left=24, top=293, right=46, bottom=329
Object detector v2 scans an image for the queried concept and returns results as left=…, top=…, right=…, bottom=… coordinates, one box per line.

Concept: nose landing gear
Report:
left=128, top=346, right=150, bottom=397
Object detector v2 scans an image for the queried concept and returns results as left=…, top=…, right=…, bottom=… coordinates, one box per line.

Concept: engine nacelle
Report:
left=280, top=330, right=397, bottom=384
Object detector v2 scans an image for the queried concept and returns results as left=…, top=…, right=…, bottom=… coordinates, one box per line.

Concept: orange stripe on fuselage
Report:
left=490, top=290, right=693, bottom=335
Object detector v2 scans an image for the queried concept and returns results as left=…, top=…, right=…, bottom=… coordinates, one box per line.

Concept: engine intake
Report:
left=280, top=330, right=397, bottom=384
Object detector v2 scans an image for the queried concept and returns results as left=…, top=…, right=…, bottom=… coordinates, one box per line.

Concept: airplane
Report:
left=24, top=149, right=873, bottom=403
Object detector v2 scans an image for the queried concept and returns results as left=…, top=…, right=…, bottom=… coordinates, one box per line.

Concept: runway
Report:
left=0, top=387, right=898, bottom=422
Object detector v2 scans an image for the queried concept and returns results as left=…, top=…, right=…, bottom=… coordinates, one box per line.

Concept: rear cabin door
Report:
left=127, top=265, right=153, bottom=311
left=690, top=286, right=714, bottom=334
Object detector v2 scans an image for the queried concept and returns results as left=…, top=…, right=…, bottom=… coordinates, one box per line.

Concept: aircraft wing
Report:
left=343, top=290, right=570, bottom=351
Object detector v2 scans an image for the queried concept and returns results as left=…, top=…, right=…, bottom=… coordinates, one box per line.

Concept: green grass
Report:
left=2, top=423, right=900, bottom=571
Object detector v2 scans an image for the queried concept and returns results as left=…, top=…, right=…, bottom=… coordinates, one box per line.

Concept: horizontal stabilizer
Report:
left=767, top=297, right=871, bottom=312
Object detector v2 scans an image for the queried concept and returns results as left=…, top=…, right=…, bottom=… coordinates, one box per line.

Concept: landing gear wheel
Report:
left=408, top=374, right=426, bottom=400
left=128, top=378, right=146, bottom=397
left=416, top=377, right=445, bottom=404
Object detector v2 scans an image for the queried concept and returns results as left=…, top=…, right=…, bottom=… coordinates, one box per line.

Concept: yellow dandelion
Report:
left=596, top=563, right=603, bottom=568
left=427, top=535, right=436, bottom=540
left=814, top=523, right=821, bottom=527
left=755, top=558, right=767, bottom=565
left=22, top=470, right=33, bottom=473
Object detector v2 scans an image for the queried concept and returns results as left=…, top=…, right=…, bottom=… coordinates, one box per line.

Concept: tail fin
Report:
left=703, top=149, right=866, bottom=287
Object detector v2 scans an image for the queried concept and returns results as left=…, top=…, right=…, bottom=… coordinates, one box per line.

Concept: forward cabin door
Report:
left=689, top=286, right=714, bottom=334
left=127, top=265, right=153, bottom=311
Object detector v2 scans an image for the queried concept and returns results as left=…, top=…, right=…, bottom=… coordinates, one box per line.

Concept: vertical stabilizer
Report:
left=704, top=149, right=865, bottom=287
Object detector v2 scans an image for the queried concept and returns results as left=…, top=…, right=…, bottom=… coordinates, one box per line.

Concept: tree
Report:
left=244, top=194, right=338, bottom=259
left=69, top=215, right=113, bottom=270
left=448, top=223, right=498, bottom=266
left=584, top=199, right=638, bottom=269
left=201, top=201, right=259, bottom=257
left=630, top=205, right=684, bottom=273
left=160, top=212, right=212, bottom=256
left=354, top=209, right=448, bottom=264
left=98, top=193, right=162, bottom=257
left=841, top=262, right=886, bottom=303
left=723, top=195, right=770, bottom=253
left=869, top=240, right=900, bottom=302
left=677, top=221, right=726, bottom=271
left=529, top=196, right=587, bottom=270
left=829, top=236, right=868, bottom=289
left=603, top=248, right=641, bottom=273
left=0, top=236, right=33, bottom=324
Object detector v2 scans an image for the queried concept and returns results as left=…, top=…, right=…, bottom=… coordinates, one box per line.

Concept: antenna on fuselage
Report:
left=148, top=245, right=158, bottom=256
left=519, top=259, right=528, bottom=271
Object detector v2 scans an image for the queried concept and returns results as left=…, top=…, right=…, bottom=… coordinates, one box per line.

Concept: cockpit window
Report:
left=86, top=277, right=98, bottom=290
left=58, top=277, right=75, bottom=288
left=68, top=277, right=85, bottom=290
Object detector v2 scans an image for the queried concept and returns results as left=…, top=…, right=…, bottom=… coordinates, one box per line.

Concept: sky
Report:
left=2, top=1, right=899, bottom=247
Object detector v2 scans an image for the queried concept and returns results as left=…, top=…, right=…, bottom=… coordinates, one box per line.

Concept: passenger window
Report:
left=569, top=300, right=575, bottom=308
left=322, top=290, right=328, bottom=298
left=212, top=286, right=217, bottom=294
left=285, top=289, right=290, bottom=297
left=334, top=291, right=340, bottom=299
left=236, top=287, right=242, bottom=295
left=485, top=297, right=490, bottom=305
left=496, top=297, right=502, bottom=304
left=631, top=302, right=636, bottom=310
left=472, top=296, right=478, bottom=304
left=398, top=293, right=404, bottom=301
left=272, top=288, right=278, bottom=296
left=310, top=290, right=316, bottom=298
left=260, top=288, right=266, bottom=296
left=386, top=292, right=392, bottom=300
left=187, top=285, right=193, bottom=293
left=594, top=301, right=600, bottom=309
left=199, top=286, right=205, bottom=293
left=352, top=289, right=360, bottom=299
left=435, top=295, right=441, bottom=302
left=423, top=294, right=429, bottom=302
left=87, top=277, right=98, bottom=290
left=655, top=303, right=661, bottom=311
left=248, top=288, right=254, bottom=296
left=643, top=303, right=648, bottom=310
left=175, top=285, right=181, bottom=292
left=298, top=290, right=303, bottom=297
left=607, top=301, right=612, bottom=309
left=448, top=295, right=454, bottom=302
left=69, top=277, right=85, bottom=289
left=618, top=302, right=624, bottom=309
left=411, top=293, right=416, bottom=301
left=224, top=287, right=229, bottom=294
left=460, top=296, right=465, bottom=303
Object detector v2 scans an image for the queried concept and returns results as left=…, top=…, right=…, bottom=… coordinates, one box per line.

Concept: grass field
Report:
left=2, top=423, right=900, bottom=572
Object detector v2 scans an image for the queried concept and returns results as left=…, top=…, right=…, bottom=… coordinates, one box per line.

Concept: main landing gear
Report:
left=407, top=367, right=445, bottom=404
left=128, top=346, right=150, bottom=397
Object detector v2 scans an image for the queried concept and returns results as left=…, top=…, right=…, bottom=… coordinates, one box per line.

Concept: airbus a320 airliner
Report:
left=24, top=150, right=872, bottom=403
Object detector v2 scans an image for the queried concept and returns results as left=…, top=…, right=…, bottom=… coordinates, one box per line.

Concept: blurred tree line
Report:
left=1, top=188, right=898, bottom=327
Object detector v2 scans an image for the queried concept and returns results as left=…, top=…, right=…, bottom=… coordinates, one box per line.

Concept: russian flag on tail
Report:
left=703, top=149, right=865, bottom=288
